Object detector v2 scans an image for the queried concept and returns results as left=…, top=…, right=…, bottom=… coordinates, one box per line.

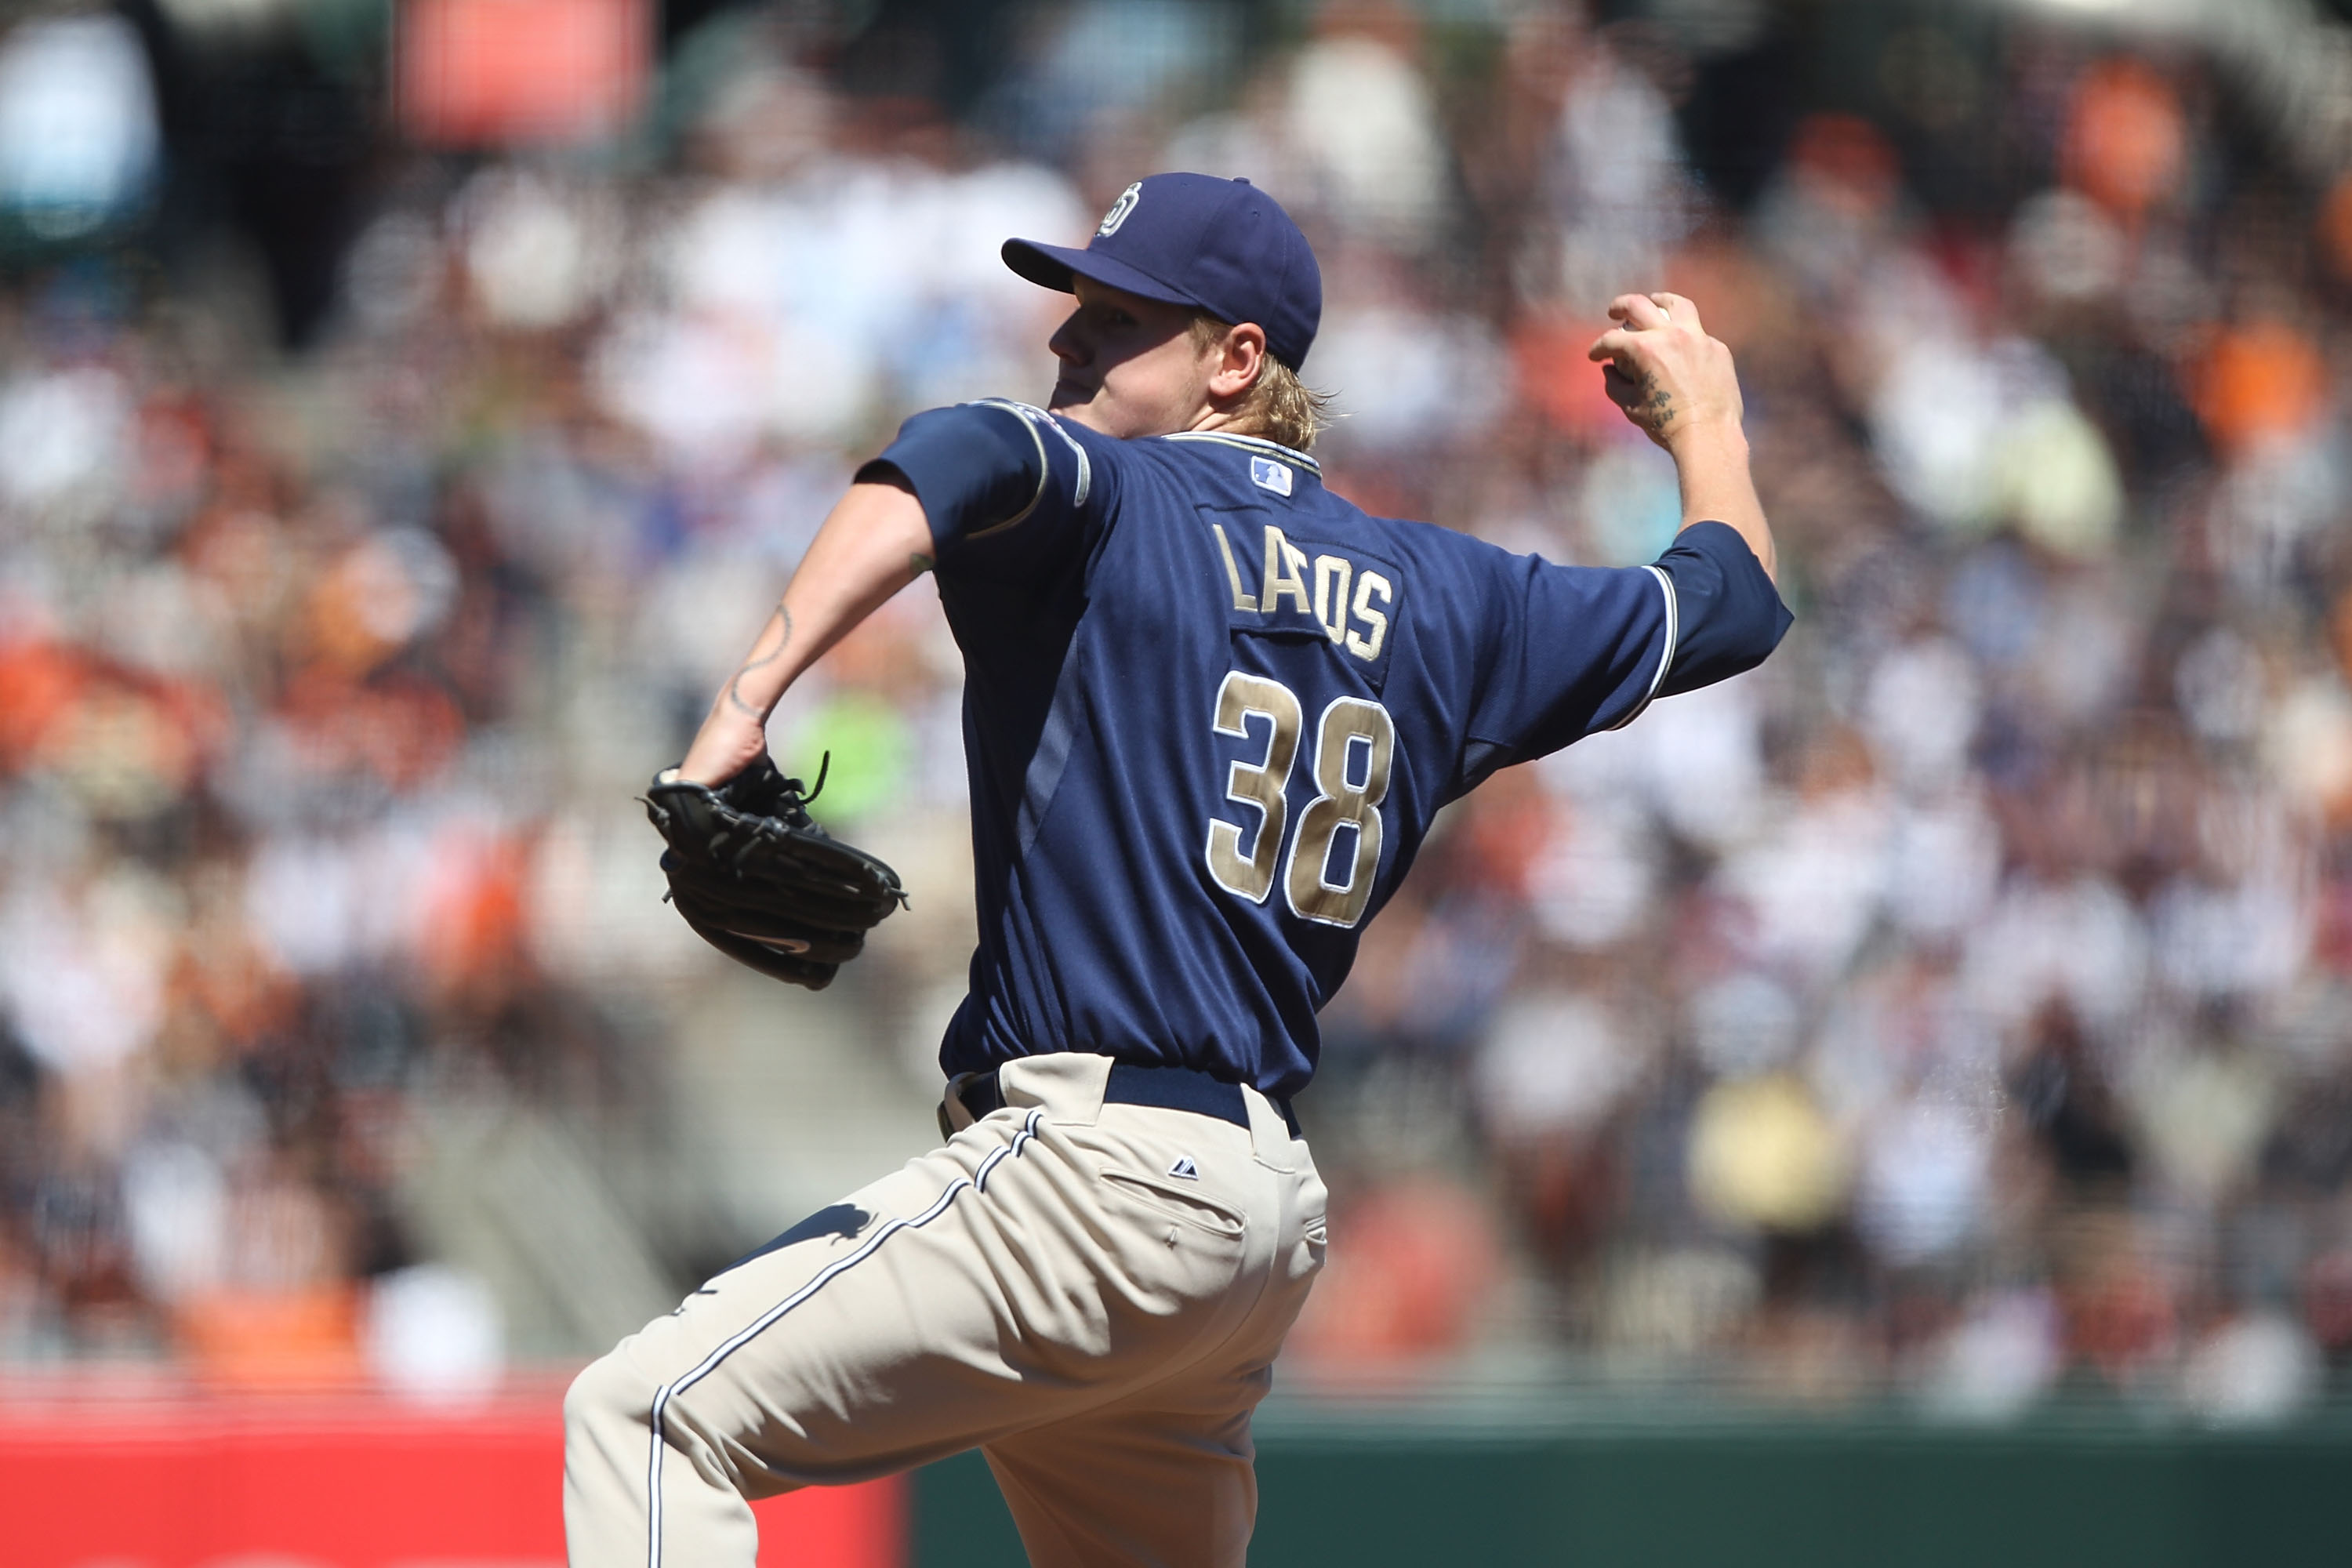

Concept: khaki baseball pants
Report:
left=563, top=1052, right=1328, bottom=1568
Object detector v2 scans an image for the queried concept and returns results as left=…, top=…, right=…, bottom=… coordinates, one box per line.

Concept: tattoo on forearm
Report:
left=724, top=603, right=793, bottom=719
left=911, top=552, right=935, bottom=576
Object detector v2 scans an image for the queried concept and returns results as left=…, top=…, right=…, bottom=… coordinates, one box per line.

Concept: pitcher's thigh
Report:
left=570, top=1143, right=1083, bottom=1498
left=982, top=1403, right=1259, bottom=1568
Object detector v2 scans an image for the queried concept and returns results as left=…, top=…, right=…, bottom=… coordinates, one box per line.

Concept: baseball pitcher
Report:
left=566, top=172, right=1789, bottom=1568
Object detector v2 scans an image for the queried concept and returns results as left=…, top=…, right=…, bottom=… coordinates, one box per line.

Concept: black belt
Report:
left=945, top=1061, right=1300, bottom=1141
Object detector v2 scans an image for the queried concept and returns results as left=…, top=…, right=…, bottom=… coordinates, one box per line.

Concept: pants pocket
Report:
left=1099, top=1170, right=1247, bottom=1240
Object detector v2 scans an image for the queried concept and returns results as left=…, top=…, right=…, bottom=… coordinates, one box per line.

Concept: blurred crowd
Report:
left=4, top=0, right=2352, bottom=1425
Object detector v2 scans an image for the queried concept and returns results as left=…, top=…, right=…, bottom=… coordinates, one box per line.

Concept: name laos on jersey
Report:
left=1208, top=510, right=1395, bottom=666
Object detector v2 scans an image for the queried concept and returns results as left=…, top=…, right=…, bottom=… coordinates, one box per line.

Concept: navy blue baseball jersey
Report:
left=868, top=401, right=1789, bottom=1104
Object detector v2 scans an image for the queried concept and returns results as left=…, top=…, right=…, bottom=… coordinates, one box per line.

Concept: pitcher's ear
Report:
left=1210, top=321, right=1269, bottom=401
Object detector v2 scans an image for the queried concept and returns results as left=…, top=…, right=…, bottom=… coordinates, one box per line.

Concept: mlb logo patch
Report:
left=1249, top=455, right=1293, bottom=497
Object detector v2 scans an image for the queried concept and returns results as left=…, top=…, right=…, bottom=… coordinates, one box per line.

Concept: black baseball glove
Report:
left=644, top=753, right=907, bottom=991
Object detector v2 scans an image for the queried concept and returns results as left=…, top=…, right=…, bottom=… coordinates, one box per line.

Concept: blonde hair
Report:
left=1189, top=314, right=1334, bottom=452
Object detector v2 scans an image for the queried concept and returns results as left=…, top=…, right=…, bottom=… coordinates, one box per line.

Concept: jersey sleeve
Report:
left=856, top=399, right=1107, bottom=582
left=1651, top=520, right=1792, bottom=699
left=1456, top=551, right=1676, bottom=788
left=1455, top=521, right=1793, bottom=788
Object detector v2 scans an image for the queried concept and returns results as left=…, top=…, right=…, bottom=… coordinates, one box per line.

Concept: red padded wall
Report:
left=0, top=1384, right=903, bottom=1568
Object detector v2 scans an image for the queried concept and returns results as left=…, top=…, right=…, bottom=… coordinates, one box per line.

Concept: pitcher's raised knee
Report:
left=566, top=1346, right=657, bottom=1441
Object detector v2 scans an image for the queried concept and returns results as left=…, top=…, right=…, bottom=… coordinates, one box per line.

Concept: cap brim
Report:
left=1001, top=238, right=1204, bottom=312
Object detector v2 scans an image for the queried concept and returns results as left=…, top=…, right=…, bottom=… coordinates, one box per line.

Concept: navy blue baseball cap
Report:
left=1003, top=172, right=1323, bottom=371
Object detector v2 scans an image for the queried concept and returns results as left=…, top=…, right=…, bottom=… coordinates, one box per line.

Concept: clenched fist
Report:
left=1586, top=292, right=1744, bottom=452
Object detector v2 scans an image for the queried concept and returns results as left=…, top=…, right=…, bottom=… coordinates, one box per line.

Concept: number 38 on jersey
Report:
left=1203, top=670, right=1396, bottom=929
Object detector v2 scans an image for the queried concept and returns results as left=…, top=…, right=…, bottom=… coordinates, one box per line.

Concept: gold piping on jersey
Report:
left=965, top=400, right=1091, bottom=539
left=964, top=404, right=1050, bottom=540
left=1164, top=430, right=1323, bottom=474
